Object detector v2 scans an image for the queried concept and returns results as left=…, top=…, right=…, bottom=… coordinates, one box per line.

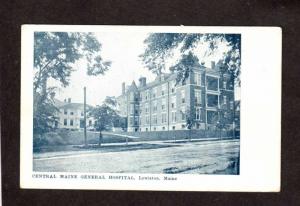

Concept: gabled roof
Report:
left=127, top=81, right=138, bottom=92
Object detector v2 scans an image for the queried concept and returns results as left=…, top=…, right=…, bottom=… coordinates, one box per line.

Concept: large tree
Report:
left=33, top=32, right=111, bottom=136
left=140, top=33, right=241, bottom=85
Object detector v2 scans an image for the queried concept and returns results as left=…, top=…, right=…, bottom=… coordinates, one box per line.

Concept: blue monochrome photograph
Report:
left=32, top=31, right=241, bottom=175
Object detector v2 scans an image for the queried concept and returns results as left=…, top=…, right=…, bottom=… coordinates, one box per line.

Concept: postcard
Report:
left=20, top=25, right=281, bottom=191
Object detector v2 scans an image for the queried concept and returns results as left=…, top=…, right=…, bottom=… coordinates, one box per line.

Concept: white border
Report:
left=20, top=25, right=281, bottom=192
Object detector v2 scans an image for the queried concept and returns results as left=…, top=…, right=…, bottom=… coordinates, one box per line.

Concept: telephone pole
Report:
left=84, top=87, right=87, bottom=147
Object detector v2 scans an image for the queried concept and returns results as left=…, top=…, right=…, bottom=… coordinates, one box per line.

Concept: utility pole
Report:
left=84, top=87, right=87, bottom=147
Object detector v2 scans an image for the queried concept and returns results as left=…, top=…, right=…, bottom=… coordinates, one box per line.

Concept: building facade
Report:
left=54, top=98, right=96, bottom=130
left=116, top=62, right=235, bottom=132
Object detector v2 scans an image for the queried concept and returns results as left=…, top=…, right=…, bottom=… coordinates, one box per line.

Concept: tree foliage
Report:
left=140, top=33, right=241, bottom=85
left=103, top=96, right=117, bottom=108
left=170, top=52, right=200, bottom=85
left=181, top=107, right=195, bottom=141
left=33, top=32, right=111, bottom=137
left=89, top=104, right=119, bottom=131
left=34, top=32, right=111, bottom=93
left=89, top=103, right=124, bottom=145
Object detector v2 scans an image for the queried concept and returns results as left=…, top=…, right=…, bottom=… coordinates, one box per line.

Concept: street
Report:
left=33, top=139, right=240, bottom=174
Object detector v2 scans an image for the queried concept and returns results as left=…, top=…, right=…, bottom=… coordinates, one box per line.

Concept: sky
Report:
left=52, top=32, right=156, bottom=106
left=50, top=32, right=240, bottom=106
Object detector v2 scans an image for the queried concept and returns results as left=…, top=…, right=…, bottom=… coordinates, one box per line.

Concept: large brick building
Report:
left=116, top=61, right=235, bottom=132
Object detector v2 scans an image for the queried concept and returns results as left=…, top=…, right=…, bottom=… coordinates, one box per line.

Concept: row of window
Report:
left=141, top=82, right=176, bottom=101
left=136, top=74, right=232, bottom=103
left=134, top=108, right=234, bottom=126
left=62, top=119, right=93, bottom=127
left=139, top=108, right=199, bottom=125
left=63, top=110, right=84, bottom=116
left=130, top=93, right=233, bottom=116
left=143, top=124, right=186, bottom=132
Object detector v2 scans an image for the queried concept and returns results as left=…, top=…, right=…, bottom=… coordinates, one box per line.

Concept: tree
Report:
left=103, top=96, right=117, bottom=109
left=169, top=52, right=200, bottom=85
left=181, top=107, right=195, bottom=142
left=140, top=33, right=241, bottom=85
left=89, top=104, right=120, bottom=146
left=33, top=88, right=59, bottom=147
left=33, top=32, right=111, bottom=137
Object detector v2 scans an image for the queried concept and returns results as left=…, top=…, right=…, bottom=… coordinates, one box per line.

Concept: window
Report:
left=161, top=98, right=166, bottom=111
left=145, top=103, right=149, bottom=113
left=171, top=111, right=176, bottom=123
left=181, top=107, right=186, bottom=120
left=195, top=89, right=201, bottom=105
left=171, top=96, right=176, bottom=109
left=80, top=120, right=84, bottom=128
left=153, top=100, right=157, bottom=113
left=64, top=119, right=67, bottom=126
left=194, top=72, right=201, bottom=85
left=207, top=76, right=219, bottom=91
left=181, top=124, right=185, bottom=129
left=81, top=112, right=83, bottom=116
left=130, top=92, right=135, bottom=101
left=207, top=94, right=219, bottom=107
left=152, top=115, right=157, bottom=124
left=70, top=119, right=74, bottom=126
left=207, top=111, right=218, bottom=124
left=223, top=81, right=227, bottom=89
left=162, top=113, right=167, bottom=123
left=181, top=90, right=185, bottom=103
left=146, top=115, right=150, bottom=124
left=171, top=81, right=176, bottom=93
left=140, top=93, right=143, bottom=101
left=195, top=107, right=201, bottom=120
left=162, top=126, right=165, bottom=130
left=146, top=128, right=148, bottom=132
left=64, top=109, right=67, bottom=115
left=134, top=117, right=139, bottom=125
left=230, top=101, right=234, bottom=110
left=161, top=84, right=167, bottom=96
left=153, top=127, right=156, bottom=131
left=130, top=105, right=134, bottom=114
left=130, top=117, right=134, bottom=125
left=145, top=91, right=148, bottom=100
left=172, top=126, right=176, bottom=130
left=152, top=87, right=157, bottom=98
left=70, top=111, right=74, bottom=115
left=223, top=95, right=227, bottom=104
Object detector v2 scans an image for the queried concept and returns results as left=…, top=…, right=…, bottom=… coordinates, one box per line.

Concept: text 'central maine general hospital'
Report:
left=116, top=61, right=236, bottom=132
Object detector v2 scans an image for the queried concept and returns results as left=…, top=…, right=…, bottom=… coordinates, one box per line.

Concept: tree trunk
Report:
left=189, top=129, right=191, bottom=142
left=98, top=130, right=103, bottom=147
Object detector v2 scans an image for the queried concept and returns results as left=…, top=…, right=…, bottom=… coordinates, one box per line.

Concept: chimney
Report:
left=139, top=77, right=147, bottom=87
left=68, top=98, right=71, bottom=103
left=122, top=82, right=125, bottom=95
left=211, top=61, right=215, bottom=69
